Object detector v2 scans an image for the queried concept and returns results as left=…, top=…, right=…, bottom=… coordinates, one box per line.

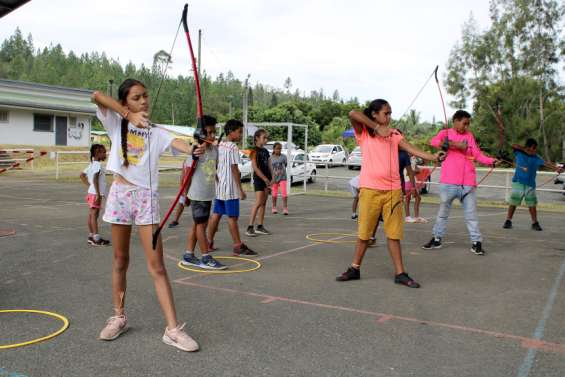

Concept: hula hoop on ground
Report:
left=0, top=228, right=16, bottom=237
left=306, top=232, right=358, bottom=244
left=0, top=309, right=70, bottom=350
left=177, top=256, right=261, bottom=274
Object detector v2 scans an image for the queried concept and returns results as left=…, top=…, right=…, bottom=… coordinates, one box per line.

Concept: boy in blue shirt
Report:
left=503, top=138, right=547, bottom=231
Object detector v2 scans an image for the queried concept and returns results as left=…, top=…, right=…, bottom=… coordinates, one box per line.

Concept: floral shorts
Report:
left=103, top=183, right=160, bottom=226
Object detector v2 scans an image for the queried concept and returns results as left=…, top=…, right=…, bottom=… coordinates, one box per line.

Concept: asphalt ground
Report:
left=1, top=176, right=564, bottom=377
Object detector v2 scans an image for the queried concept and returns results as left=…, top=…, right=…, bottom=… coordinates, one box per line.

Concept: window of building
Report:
left=0, top=110, right=8, bottom=123
left=33, top=114, right=54, bottom=132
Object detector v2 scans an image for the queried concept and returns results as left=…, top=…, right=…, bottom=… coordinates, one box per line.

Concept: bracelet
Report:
left=122, top=110, right=130, bottom=120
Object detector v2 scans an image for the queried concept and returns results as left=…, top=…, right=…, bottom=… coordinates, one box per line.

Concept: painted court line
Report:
left=516, top=258, right=565, bottom=377
left=175, top=279, right=565, bottom=356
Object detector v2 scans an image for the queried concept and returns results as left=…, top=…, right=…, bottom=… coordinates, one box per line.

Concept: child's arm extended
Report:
left=231, top=164, right=247, bottom=200
left=399, top=139, right=442, bottom=162
left=79, top=172, right=89, bottom=187
left=170, top=139, right=205, bottom=156
left=348, top=111, right=391, bottom=137
left=91, top=91, right=148, bottom=128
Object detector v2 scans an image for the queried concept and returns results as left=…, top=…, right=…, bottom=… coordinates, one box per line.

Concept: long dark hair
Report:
left=89, top=144, right=105, bottom=161
left=363, top=99, right=389, bottom=137
left=117, top=78, right=146, bottom=167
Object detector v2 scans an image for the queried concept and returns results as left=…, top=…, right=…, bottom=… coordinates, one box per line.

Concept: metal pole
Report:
left=287, top=123, right=293, bottom=195
left=303, top=124, right=308, bottom=193
left=242, top=74, right=250, bottom=149
left=55, top=151, right=59, bottom=180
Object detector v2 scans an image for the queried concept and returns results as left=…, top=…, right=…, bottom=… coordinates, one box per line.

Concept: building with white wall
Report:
left=0, top=79, right=96, bottom=147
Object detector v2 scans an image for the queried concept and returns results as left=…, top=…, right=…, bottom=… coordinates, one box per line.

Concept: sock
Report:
left=185, top=250, right=194, bottom=256
left=233, top=242, right=242, bottom=249
left=93, top=234, right=101, bottom=241
left=89, top=233, right=94, bottom=238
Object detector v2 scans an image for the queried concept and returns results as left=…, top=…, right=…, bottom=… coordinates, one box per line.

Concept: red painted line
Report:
left=175, top=280, right=565, bottom=355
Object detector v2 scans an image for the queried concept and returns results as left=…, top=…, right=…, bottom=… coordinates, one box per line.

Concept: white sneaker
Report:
left=162, top=323, right=199, bottom=352
left=405, top=216, right=416, bottom=223
left=416, top=217, right=428, bottom=223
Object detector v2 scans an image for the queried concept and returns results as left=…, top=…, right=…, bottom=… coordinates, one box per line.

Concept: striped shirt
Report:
left=216, top=141, right=242, bottom=200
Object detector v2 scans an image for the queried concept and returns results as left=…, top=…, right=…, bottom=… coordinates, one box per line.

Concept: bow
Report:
left=151, top=3, right=204, bottom=249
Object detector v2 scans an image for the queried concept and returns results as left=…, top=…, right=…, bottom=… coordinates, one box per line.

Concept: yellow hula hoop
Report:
left=0, top=309, right=69, bottom=350
left=305, top=232, right=358, bottom=244
left=177, top=256, right=261, bottom=274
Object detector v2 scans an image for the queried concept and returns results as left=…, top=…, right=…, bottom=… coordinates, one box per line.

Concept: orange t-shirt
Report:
left=355, top=127, right=403, bottom=191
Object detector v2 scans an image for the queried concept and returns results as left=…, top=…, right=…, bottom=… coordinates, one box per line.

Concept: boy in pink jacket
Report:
left=422, top=110, right=498, bottom=255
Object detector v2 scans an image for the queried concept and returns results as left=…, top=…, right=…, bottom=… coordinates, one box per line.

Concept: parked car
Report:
left=238, top=151, right=252, bottom=181
left=289, top=151, right=317, bottom=184
left=308, top=144, right=347, bottom=167
left=265, top=141, right=300, bottom=156
left=347, top=146, right=362, bottom=170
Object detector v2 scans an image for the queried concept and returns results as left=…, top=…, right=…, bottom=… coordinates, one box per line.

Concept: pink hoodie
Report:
left=431, top=128, right=495, bottom=187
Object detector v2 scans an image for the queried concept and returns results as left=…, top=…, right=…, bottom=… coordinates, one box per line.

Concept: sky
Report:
left=0, top=0, right=495, bottom=122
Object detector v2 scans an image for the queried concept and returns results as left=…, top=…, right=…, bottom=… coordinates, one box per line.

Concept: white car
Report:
left=289, top=151, right=317, bottom=184
left=347, top=146, right=362, bottom=170
left=238, top=152, right=252, bottom=181
left=309, top=144, right=347, bottom=167
left=265, top=141, right=300, bottom=156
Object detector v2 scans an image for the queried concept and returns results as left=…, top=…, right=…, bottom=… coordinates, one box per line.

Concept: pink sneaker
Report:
left=283, top=208, right=289, bottom=215
left=99, top=314, right=127, bottom=340
left=162, top=323, right=199, bottom=352
left=272, top=207, right=278, bottom=214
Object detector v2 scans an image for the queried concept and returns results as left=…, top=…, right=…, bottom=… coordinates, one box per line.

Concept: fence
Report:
left=306, top=160, right=564, bottom=203
left=0, top=149, right=36, bottom=171
left=54, top=150, right=186, bottom=179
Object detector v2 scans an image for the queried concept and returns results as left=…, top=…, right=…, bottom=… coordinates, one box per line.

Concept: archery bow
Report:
left=151, top=3, right=204, bottom=249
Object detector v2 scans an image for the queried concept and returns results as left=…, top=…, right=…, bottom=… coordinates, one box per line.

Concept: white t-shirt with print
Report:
left=216, top=141, right=241, bottom=201
left=83, top=160, right=106, bottom=195
left=96, top=108, right=174, bottom=190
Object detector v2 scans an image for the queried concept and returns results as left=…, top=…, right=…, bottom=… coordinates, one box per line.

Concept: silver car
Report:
left=347, top=146, right=362, bottom=170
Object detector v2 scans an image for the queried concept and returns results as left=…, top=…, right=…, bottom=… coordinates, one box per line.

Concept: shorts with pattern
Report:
left=103, top=182, right=160, bottom=226
left=508, top=182, right=537, bottom=207
left=358, top=188, right=403, bottom=240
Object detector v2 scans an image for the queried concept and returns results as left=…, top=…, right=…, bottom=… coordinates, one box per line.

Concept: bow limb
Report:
left=152, top=3, right=204, bottom=249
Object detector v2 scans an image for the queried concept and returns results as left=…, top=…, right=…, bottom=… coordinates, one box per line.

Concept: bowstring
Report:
left=148, top=17, right=183, bottom=241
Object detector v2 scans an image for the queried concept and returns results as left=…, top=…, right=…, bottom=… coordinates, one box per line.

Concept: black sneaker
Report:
left=351, top=213, right=358, bottom=220
left=233, top=243, right=258, bottom=256
left=245, top=226, right=257, bottom=237
left=336, top=267, right=360, bottom=282
left=503, top=220, right=512, bottom=229
left=531, top=222, right=543, bottom=231
left=394, top=272, right=420, bottom=288
left=255, top=225, right=271, bottom=235
left=422, top=237, right=442, bottom=250
left=470, top=242, right=485, bottom=256
left=168, top=221, right=179, bottom=228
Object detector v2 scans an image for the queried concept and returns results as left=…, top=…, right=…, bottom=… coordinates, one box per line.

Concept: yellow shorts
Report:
left=358, top=188, right=403, bottom=241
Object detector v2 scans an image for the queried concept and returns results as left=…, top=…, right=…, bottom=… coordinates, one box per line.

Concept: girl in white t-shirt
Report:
left=80, top=143, right=109, bottom=246
left=92, top=79, right=204, bottom=352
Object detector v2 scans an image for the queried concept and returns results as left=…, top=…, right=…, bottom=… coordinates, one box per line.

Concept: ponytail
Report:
left=120, top=118, right=129, bottom=167
left=117, top=78, right=146, bottom=168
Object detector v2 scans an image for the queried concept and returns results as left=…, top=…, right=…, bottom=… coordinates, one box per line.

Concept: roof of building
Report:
left=0, top=79, right=97, bottom=115
left=0, top=0, right=31, bottom=18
